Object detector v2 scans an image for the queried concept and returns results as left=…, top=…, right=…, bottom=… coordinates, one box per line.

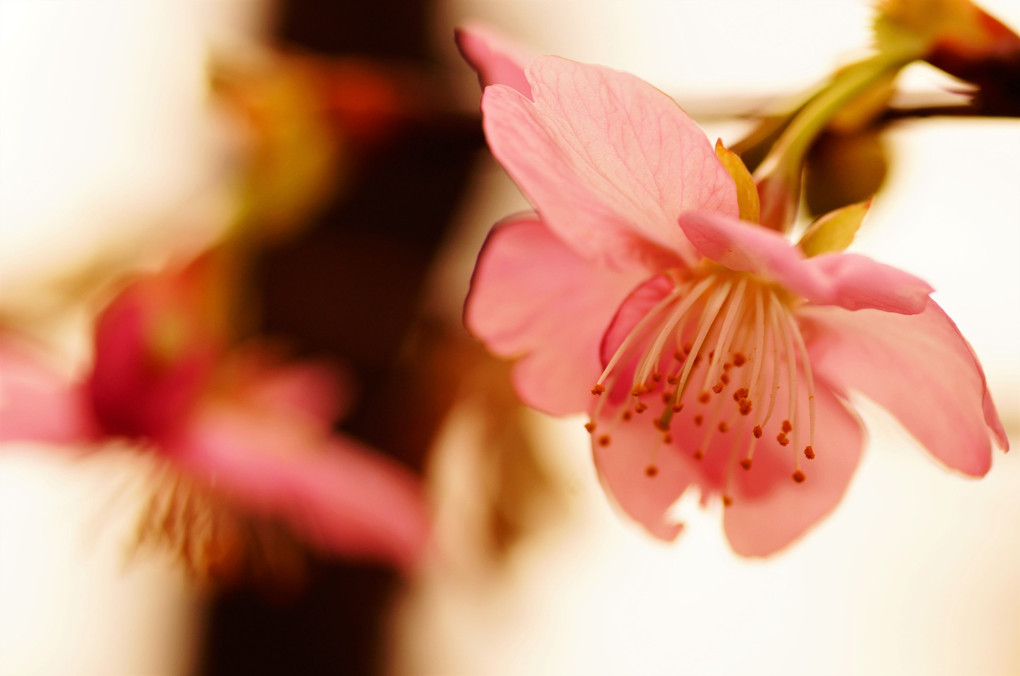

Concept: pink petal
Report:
left=87, top=266, right=219, bottom=442
left=722, top=380, right=865, bottom=557
left=592, top=417, right=689, bottom=541
left=591, top=356, right=864, bottom=555
left=597, top=274, right=675, bottom=406
left=0, top=337, right=96, bottom=445
left=799, top=300, right=1007, bottom=476
left=679, top=211, right=933, bottom=314
left=226, top=346, right=352, bottom=429
left=465, top=214, right=645, bottom=416
left=809, top=253, right=934, bottom=313
left=455, top=23, right=533, bottom=98
left=481, top=56, right=738, bottom=271
left=174, top=403, right=429, bottom=571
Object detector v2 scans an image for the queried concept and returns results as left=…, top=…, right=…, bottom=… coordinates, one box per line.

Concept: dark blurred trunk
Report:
left=197, top=2, right=483, bottom=674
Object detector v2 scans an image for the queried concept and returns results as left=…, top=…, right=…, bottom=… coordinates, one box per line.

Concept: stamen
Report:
left=754, top=295, right=784, bottom=433
left=629, top=277, right=716, bottom=391
left=666, top=279, right=734, bottom=413
left=779, top=305, right=818, bottom=455
left=700, top=278, right=747, bottom=395
left=776, top=301, right=801, bottom=462
left=596, top=284, right=685, bottom=388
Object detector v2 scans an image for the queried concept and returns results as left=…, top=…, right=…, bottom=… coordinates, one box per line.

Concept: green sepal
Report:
left=798, top=200, right=872, bottom=256
left=715, top=139, right=760, bottom=223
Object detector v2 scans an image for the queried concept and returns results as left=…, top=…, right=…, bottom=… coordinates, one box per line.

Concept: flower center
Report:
left=587, top=270, right=817, bottom=501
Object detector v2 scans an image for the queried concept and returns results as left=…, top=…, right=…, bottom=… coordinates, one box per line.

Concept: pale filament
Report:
left=780, top=302, right=818, bottom=453
left=668, top=279, right=733, bottom=407
left=699, top=277, right=748, bottom=395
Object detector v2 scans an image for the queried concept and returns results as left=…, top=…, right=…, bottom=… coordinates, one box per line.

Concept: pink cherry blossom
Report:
left=0, top=256, right=429, bottom=576
left=459, top=28, right=1007, bottom=556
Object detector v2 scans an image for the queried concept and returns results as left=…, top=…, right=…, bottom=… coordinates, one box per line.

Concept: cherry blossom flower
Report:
left=458, top=28, right=1008, bottom=556
left=0, top=255, right=429, bottom=577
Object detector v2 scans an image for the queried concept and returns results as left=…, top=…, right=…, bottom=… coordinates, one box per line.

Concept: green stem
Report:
left=758, top=51, right=918, bottom=180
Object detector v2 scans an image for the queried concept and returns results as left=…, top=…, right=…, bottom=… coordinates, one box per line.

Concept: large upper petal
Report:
left=455, top=23, right=533, bottom=97
left=0, top=337, right=97, bottom=445
left=173, top=402, right=429, bottom=571
left=799, top=299, right=1007, bottom=476
left=679, top=211, right=933, bottom=314
left=465, top=214, right=645, bottom=416
left=481, top=56, right=738, bottom=271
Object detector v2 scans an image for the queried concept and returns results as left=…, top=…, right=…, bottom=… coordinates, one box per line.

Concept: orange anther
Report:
left=591, top=384, right=606, bottom=395
left=781, top=420, right=792, bottom=433
left=622, top=410, right=633, bottom=421
left=739, top=458, right=752, bottom=470
left=698, top=392, right=711, bottom=403
left=645, top=465, right=659, bottom=477
left=777, top=433, right=790, bottom=446
left=694, top=414, right=704, bottom=426
left=752, top=425, right=763, bottom=439
left=722, top=495, right=734, bottom=507
left=635, top=401, right=648, bottom=413
left=693, top=449, right=704, bottom=460
left=718, top=421, right=729, bottom=433
left=597, top=435, right=611, bottom=447
left=584, top=421, right=596, bottom=433
left=792, top=470, right=806, bottom=483
left=804, top=446, right=815, bottom=459
left=733, top=353, right=747, bottom=366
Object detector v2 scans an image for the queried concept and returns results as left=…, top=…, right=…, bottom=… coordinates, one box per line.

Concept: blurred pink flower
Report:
left=458, top=28, right=1008, bottom=556
left=0, top=255, right=428, bottom=577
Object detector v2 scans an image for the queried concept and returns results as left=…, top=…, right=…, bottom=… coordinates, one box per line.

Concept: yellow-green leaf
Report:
left=798, top=200, right=872, bottom=256
left=715, top=139, right=760, bottom=223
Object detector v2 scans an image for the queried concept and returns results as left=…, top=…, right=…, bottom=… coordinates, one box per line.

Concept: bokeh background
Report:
left=1, top=1, right=1018, bottom=674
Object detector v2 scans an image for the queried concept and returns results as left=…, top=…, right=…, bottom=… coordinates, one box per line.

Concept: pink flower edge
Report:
left=174, top=400, right=430, bottom=571
left=455, top=23, right=533, bottom=97
left=678, top=211, right=933, bottom=314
